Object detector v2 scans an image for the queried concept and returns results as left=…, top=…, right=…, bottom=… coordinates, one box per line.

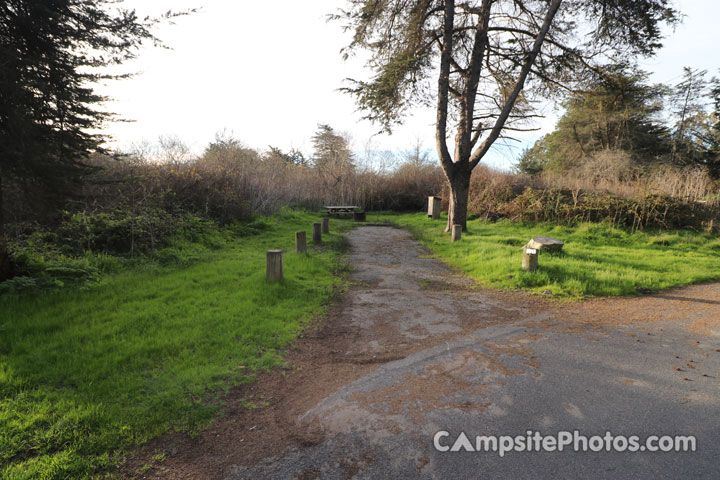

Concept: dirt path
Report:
left=125, top=226, right=720, bottom=479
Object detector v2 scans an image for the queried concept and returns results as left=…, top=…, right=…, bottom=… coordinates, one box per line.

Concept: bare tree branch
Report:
left=470, top=0, right=563, bottom=168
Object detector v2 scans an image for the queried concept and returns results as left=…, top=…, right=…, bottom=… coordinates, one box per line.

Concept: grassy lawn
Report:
left=3, top=209, right=718, bottom=477
left=0, top=210, right=352, bottom=479
left=368, top=212, right=720, bottom=298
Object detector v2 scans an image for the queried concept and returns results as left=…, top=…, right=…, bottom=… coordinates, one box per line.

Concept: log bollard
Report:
left=295, top=231, right=307, bottom=254
left=522, top=245, right=538, bottom=272
left=266, top=250, right=283, bottom=282
left=321, top=217, right=329, bottom=234
left=428, top=196, right=441, bottom=219
left=451, top=224, right=462, bottom=242
left=312, top=222, right=322, bottom=243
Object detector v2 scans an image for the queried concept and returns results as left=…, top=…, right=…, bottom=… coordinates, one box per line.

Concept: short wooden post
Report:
left=266, top=250, right=283, bottom=282
left=353, top=211, right=366, bottom=222
left=522, top=245, right=539, bottom=272
left=451, top=224, right=462, bottom=242
left=295, top=231, right=306, bottom=254
left=312, top=222, right=322, bottom=243
left=321, top=217, right=329, bottom=234
left=428, top=196, right=441, bottom=219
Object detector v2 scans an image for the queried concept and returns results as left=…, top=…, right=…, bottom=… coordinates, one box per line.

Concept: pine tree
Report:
left=0, top=1, right=188, bottom=280
left=518, top=66, right=669, bottom=173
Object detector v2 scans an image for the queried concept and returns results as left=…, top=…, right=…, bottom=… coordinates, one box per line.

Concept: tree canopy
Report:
left=518, top=66, right=720, bottom=178
left=0, top=0, right=186, bottom=279
left=518, top=66, right=669, bottom=173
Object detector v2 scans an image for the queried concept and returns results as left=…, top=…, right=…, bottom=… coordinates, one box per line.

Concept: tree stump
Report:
left=451, top=224, right=462, bottom=242
left=428, top=196, right=441, bottom=219
left=353, top=211, right=366, bottom=222
left=522, top=245, right=539, bottom=272
left=266, top=250, right=283, bottom=282
left=295, top=231, right=307, bottom=254
left=312, top=222, right=322, bottom=243
left=321, top=217, right=330, bottom=234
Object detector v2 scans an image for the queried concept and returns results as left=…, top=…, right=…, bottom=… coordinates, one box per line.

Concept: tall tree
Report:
left=518, top=66, right=669, bottom=173
left=0, top=1, right=186, bottom=281
left=668, top=67, right=709, bottom=166
left=311, top=124, right=356, bottom=204
left=335, top=0, right=678, bottom=231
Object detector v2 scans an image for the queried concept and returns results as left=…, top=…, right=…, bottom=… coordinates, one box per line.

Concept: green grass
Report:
left=0, top=210, right=352, bottom=479
left=368, top=212, right=720, bottom=298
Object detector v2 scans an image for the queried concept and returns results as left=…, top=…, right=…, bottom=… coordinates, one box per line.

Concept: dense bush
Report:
left=494, top=188, right=718, bottom=232
left=462, top=160, right=720, bottom=232
left=72, top=141, right=446, bottom=221
left=5, top=209, right=225, bottom=293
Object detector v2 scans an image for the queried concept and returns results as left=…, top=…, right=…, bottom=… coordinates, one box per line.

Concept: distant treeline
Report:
left=518, top=66, right=720, bottom=178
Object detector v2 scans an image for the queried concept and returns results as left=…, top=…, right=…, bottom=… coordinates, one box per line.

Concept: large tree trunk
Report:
left=0, top=174, right=12, bottom=282
left=444, top=167, right=471, bottom=233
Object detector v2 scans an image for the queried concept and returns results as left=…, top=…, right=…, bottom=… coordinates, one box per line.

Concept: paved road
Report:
left=227, top=226, right=720, bottom=480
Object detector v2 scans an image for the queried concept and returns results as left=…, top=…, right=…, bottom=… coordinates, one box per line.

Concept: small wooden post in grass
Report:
left=295, top=231, right=307, bottom=254
left=451, top=224, right=462, bottom=242
left=312, top=222, right=322, bottom=243
left=428, top=196, right=441, bottom=219
left=321, top=217, right=330, bottom=234
left=266, top=250, right=283, bottom=282
left=522, top=245, right=539, bottom=272
left=353, top=211, right=366, bottom=222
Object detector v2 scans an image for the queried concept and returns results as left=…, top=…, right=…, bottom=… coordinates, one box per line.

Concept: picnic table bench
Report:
left=323, top=205, right=362, bottom=215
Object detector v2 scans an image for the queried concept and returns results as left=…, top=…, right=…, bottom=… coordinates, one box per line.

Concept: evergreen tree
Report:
left=518, top=66, right=669, bottom=173
left=668, top=67, right=709, bottom=166
left=311, top=124, right=355, bottom=204
left=0, top=1, right=187, bottom=280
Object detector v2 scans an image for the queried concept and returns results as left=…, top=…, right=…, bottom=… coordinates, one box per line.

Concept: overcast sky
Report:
left=99, top=0, right=720, bottom=169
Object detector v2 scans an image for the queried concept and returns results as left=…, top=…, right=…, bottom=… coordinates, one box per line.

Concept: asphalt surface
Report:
left=226, top=226, right=720, bottom=480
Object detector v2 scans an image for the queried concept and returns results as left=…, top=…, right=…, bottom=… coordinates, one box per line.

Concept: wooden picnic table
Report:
left=323, top=205, right=362, bottom=215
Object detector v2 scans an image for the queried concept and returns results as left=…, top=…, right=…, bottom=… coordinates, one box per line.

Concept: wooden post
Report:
left=522, top=246, right=539, bottom=272
left=428, top=196, right=441, bottom=219
left=266, top=250, right=283, bottom=282
left=451, top=224, right=462, bottom=242
left=295, top=231, right=306, bottom=254
left=353, top=211, right=366, bottom=222
left=321, top=217, right=329, bottom=234
left=312, top=222, right=322, bottom=243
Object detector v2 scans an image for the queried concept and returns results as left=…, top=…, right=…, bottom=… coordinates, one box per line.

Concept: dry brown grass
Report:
left=538, top=150, right=719, bottom=205
left=68, top=143, right=447, bottom=223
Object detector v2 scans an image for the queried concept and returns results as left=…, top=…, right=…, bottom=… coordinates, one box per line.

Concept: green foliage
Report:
left=530, top=66, right=669, bottom=173
left=667, top=68, right=720, bottom=175
left=0, top=1, right=186, bottom=201
left=0, top=211, right=351, bottom=478
left=4, top=210, right=226, bottom=294
left=516, top=141, right=549, bottom=175
left=369, top=212, right=720, bottom=298
left=311, top=124, right=354, bottom=169
left=0, top=1, right=191, bottom=281
left=521, top=65, right=720, bottom=178
left=335, top=0, right=678, bottom=135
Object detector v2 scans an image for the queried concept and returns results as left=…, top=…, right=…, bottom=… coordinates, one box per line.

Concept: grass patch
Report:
left=0, top=210, right=353, bottom=479
left=368, top=212, right=720, bottom=298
